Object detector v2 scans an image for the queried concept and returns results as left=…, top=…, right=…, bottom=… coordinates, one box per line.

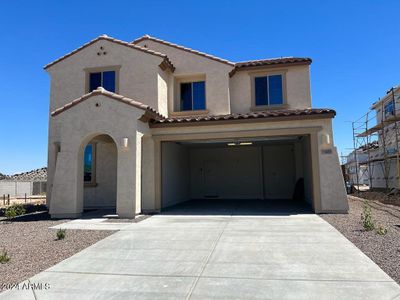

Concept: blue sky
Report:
left=0, top=0, right=399, bottom=174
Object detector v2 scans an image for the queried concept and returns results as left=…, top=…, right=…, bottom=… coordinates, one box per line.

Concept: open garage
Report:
left=161, top=135, right=315, bottom=213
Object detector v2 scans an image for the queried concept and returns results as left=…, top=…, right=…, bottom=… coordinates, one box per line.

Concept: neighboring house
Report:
left=344, top=144, right=377, bottom=187
left=0, top=168, right=47, bottom=197
left=354, top=86, right=400, bottom=189
left=45, top=34, right=347, bottom=218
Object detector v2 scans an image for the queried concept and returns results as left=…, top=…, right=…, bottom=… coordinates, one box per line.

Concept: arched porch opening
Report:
left=80, top=134, right=118, bottom=211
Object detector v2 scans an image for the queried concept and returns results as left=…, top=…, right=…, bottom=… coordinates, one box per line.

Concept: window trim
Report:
left=84, top=143, right=97, bottom=187
left=384, top=100, right=395, bottom=119
left=173, top=75, right=207, bottom=113
left=84, top=65, right=121, bottom=94
left=250, top=69, right=287, bottom=110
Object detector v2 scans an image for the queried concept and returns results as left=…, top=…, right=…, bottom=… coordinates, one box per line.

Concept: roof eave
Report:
left=149, top=111, right=335, bottom=128
left=229, top=60, right=312, bottom=77
left=51, top=88, right=165, bottom=120
left=132, top=35, right=235, bottom=66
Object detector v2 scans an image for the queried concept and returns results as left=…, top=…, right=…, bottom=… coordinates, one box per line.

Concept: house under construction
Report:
left=349, top=85, right=400, bottom=190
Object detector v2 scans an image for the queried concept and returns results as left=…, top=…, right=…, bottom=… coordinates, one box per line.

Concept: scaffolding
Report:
left=350, top=87, right=400, bottom=191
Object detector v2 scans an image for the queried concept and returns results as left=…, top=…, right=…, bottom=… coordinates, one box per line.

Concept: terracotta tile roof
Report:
left=151, top=108, right=335, bottom=126
left=44, top=35, right=175, bottom=72
left=229, top=57, right=312, bottom=76
left=132, top=35, right=235, bottom=66
left=51, top=87, right=165, bottom=120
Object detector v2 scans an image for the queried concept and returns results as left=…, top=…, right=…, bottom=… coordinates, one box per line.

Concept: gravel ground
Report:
left=0, top=212, right=114, bottom=291
left=320, top=195, right=400, bottom=284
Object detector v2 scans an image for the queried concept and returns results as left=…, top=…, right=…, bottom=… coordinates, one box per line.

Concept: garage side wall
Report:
left=162, top=143, right=190, bottom=208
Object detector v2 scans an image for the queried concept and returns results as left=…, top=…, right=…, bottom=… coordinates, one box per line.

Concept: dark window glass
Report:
left=268, top=75, right=283, bottom=105
left=385, top=101, right=394, bottom=116
left=84, top=144, right=93, bottom=182
left=103, top=71, right=116, bottom=92
left=255, top=76, right=268, bottom=106
left=181, top=83, right=192, bottom=111
left=255, top=75, right=283, bottom=106
left=192, top=81, right=206, bottom=110
left=89, top=72, right=102, bottom=92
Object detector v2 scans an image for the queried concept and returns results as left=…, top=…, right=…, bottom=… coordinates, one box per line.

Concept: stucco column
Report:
left=116, top=130, right=143, bottom=218
left=141, top=135, right=156, bottom=212
left=49, top=149, right=83, bottom=218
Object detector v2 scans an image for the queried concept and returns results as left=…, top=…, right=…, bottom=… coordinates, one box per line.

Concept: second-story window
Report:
left=180, top=81, right=206, bottom=111
left=89, top=70, right=116, bottom=93
left=384, top=100, right=395, bottom=118
left=255, top=74, right=283, bottom=106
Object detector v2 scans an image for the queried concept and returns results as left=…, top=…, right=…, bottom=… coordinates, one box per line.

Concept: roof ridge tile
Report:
left=132, top=35, right=235, bottom=66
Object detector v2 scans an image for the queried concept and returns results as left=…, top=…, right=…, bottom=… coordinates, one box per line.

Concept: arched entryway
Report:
left=81, top=134, right=118, bottom=211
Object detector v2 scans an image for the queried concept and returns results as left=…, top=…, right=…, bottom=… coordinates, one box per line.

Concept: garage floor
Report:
left=163, top=198, right=313, bottom=215
left=1, top=209, right=399, bottom=299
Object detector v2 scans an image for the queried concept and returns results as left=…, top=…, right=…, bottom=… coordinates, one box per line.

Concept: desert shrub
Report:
left=56, top=228, right=66, bottom=240
left=4, top=207, right=16, bottom=220
left=12, top=204, right=26, bottom=216
left=0, top=248, right=10, bottom=264
left=4, top=204, right=26, bottom=220
left=376, top=225, right=387, bottom=236
left=361, top=201, right=375, bottom=231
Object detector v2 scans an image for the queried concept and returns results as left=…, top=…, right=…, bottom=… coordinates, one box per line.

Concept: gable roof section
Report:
left=132, top=35, right=311, bottom=75
left=132, top=35, right=235, bottom=66
left=51, top=87, right=165, bottom=120
left=44, top=35, right=175, bottom=72
left=229, top=57, right=312, bottom=76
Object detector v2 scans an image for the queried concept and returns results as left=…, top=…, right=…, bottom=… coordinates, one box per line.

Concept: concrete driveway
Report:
left=1, top=211, right=400, bottom=299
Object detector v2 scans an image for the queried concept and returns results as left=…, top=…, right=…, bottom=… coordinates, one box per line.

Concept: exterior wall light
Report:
left=122, top=137, right=129, bottom=148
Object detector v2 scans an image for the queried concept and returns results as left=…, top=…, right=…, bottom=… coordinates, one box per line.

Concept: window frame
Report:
left=172, top=75, right=208, bottom=115
left=250, top=70, right=287, bottom=110
left=384, top=100, right=395, bottom=119
left=83, top=143, right=97, bottom=187
left=180, top=81, right=206, bottom=111
left=84, top=65, right=121, bottom=94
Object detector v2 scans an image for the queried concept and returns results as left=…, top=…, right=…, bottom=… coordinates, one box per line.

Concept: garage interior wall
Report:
left=161, top=136, right=313, bottom=208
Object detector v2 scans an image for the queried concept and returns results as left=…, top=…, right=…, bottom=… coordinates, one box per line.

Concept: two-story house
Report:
left=353, top=86, right=400, bottom=190
left=45, top=34, right=347, bottom=218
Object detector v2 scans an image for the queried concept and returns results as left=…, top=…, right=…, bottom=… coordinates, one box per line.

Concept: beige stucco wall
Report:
left=229, top=65, right=312, bottom=113
left=47, top=40, right=169, bottom=112
left=49, top=94, right=149, bottom=218
left=135, top=39, right=233, bottom=115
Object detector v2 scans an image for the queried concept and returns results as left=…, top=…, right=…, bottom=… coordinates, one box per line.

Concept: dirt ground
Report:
left=355, top=190, right=400, bottom=207
left=321, top=195, right=400, bottom=284
left=0, top=212, right=114, bottom=291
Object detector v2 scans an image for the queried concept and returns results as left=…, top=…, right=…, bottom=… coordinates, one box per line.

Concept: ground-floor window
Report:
left=84, top=143, right=96, bottom=184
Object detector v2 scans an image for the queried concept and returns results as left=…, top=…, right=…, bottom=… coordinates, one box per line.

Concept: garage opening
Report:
left=161, top=135, right=314, bottom=214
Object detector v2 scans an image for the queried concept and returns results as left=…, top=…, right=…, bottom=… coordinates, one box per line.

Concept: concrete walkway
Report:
left=1, top=213, right=400, bottom=299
